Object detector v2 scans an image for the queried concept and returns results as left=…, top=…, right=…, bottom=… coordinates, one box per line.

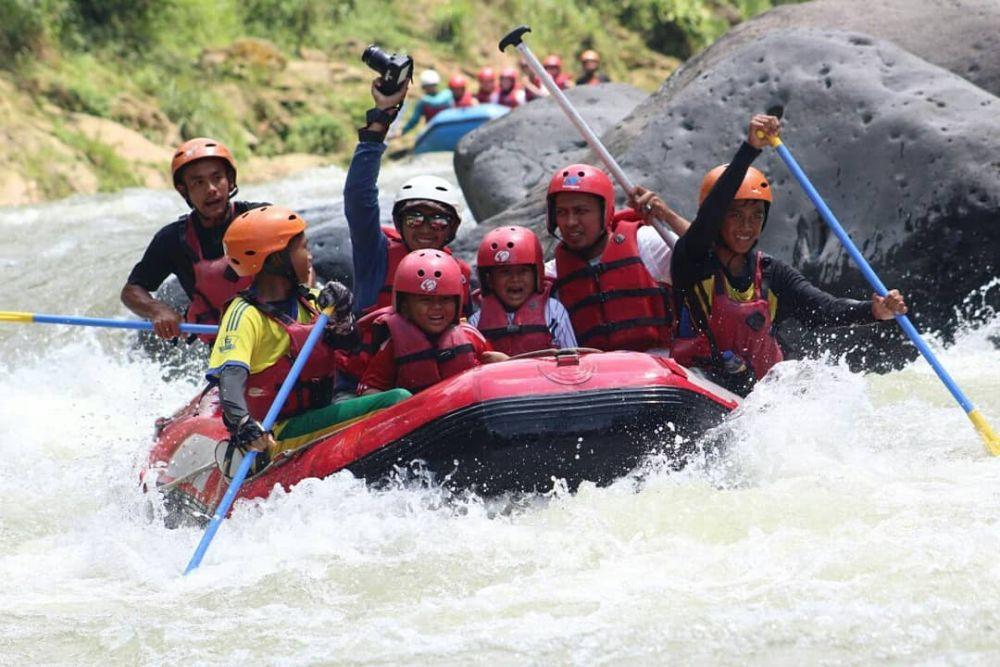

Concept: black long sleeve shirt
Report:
left=671, top=142, right=873, bottom=329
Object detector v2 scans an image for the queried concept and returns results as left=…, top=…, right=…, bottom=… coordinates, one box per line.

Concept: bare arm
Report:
left=120, top=283, right=182, bottom=339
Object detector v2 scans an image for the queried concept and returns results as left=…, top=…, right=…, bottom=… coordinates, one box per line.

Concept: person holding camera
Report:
left=343, top=55, right=473, bottom=317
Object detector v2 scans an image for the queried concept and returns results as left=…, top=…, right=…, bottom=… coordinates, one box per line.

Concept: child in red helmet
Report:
left=358, top=250, right=508, bottom=394
left=469, top=226, right=577, bottom=355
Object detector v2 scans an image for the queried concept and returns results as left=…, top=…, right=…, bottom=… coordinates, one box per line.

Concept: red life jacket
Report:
left=671, top=252, right=783, bottom=379
left=375, top=227, right=473, bottom=311
left=453, top=92, right=476, bottom=108
left=381, top=313, right=481, bottom=392
left=553, top=219, right=672, bottom=352
left=423, top=100, right=450, bottom=122
left=475, top=285, right=554, bottom=355
left=239, top=292, right=338, bottom=422
left=182, top=214, right=252, bottom=339
left=497, top=88, right=523, bottom=108
left=340, top=305, right=394, bottom=380
left=475, top=90, right=498, bottom=104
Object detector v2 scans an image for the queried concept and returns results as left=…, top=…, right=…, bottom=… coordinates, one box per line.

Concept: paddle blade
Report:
left=969, top=410, right=1000, bottom=457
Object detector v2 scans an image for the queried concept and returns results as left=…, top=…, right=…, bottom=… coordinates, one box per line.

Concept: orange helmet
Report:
left=698, top=164, right=772, bottom=205
left=580, top=50, right=600, bottom=63
left=224, top=206, right=307, bottom=277
left=393, top=250, right=465, bottom=322
left=543, top=55, right=562, bottom=69
left=171, top=137, right=238, bottom=192
left=476, top=225, right=545, bottom=294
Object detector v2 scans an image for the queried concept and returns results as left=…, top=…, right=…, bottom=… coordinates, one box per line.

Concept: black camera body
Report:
left=362, top=45, right=413, bottom=96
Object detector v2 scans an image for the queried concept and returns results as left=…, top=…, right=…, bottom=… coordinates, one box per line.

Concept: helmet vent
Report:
left=435, top=186, right=447, bottom=191
left=490, top=242, right=498, bottom=249
left=288, top=214, right=297, bottom=220
left=417, top=269, right=425, bottom=276
left=433, top=270, right=442, bottom=278
left=506, top=242, right=514, bottom=248
left=245, top=250, right=257, bottom=256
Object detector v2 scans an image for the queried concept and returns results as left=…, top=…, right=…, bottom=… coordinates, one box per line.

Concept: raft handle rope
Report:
left=760, top=127, right=1000, bottom=456
left=499, top=25, right=678, bottom=249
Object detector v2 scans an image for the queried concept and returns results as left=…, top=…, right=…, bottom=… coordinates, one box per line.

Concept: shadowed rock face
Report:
left=453, top=83, right=648, bottom=222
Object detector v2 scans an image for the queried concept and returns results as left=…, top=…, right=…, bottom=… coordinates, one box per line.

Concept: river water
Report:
left=1, top=155, right=999, bottom=665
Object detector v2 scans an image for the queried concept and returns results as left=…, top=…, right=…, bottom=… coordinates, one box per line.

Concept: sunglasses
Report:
left=401, top=210, right=453, bottom=231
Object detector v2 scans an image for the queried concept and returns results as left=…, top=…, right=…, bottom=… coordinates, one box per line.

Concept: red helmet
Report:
left=546, top=164, right=616, bottom=235
left=393, top=250, right=466, bottom=321
left=542, top=55, right=562, bottom=69
left=448, top=74, right=468, bottom=90
left=476, top=225, right=545, bottom=294
left=477, top=67, right=496, bottom=83
left=499, top=67, right=518, bottom=81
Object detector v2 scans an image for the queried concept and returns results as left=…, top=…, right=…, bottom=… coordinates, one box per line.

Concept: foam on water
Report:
left=2, top=162, right=999, bottom=664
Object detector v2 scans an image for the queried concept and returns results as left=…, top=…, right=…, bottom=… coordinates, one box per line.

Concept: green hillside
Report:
left=0, top=0, right=798, bottom=204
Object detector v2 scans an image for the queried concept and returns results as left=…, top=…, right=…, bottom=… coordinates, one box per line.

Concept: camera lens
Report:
left=362, top=44, right=390, bottom=74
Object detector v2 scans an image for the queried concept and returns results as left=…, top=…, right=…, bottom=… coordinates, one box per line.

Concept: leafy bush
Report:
left=0, top=0, right=46, bottom=64
left=284, top=114, right=345, bottom=154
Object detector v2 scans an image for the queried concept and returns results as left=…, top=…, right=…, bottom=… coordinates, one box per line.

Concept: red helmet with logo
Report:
left=393, top=250, right=466, bottom=320
left=546, top=163, right=616, bottom=235
left=477, top=67, right=496, bottom=83
left=448, top=74, right=468, bottom=90
left=476, top=225, right=545, bottom=294
left=542, top=55, right=562, bottom=70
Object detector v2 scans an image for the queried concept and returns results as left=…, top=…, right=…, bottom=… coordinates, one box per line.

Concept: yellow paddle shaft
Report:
left=0, top=311, right=34, bottom=323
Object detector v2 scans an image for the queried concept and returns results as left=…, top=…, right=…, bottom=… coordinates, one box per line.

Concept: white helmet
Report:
left=392, top=175, right=463, bottom=241
left=420, top=69, right=441, bottom=87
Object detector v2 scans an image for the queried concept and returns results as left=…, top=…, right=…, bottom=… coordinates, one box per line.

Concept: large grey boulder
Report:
left=699, top=0, right=1000, bottom=97
left=453, top=83, right=648, bottom=222
left=477, top=28, right=1000, bottom=366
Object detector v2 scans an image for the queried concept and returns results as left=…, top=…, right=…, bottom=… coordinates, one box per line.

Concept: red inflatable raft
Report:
left=144, top=350, right=739, bottom=525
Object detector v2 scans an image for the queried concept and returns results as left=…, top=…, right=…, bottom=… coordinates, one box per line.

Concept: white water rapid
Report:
left=1, top=155, right=999, bottom=664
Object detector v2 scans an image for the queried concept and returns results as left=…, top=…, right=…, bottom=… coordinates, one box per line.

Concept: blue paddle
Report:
left=183, top=306, right=333, bottom=574
left=0, top=310, right=216, bottom=335
left=761, top=130, right=1000, bottom=455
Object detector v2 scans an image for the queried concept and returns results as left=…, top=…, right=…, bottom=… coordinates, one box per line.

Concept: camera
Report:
left=362, top=44, right=413, bottom=96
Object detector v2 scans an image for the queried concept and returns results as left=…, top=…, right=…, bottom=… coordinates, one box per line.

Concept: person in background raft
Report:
left=575, top=50, right=610, bottom=86
left=208, top=206, right=410, bottom=476
left=357, top=251, right=507, bottom=395
left=449, top=74, right=477, bottom=108
left=470, top=226, right=577, bottom=355
left=669, top=114, right=908, bottom=395
left=475, top=67, right=499, bottom=104
left=399, top=69, right=454, bottom=136
left=344, top=76, right=473, bottom=315
left=543, top=164, right=690, bottom=353
left=496, top=67, right=526, bottom=108
left=121, top=138, right=267, bottom=340
left=522, top=54, right=571, bottom=102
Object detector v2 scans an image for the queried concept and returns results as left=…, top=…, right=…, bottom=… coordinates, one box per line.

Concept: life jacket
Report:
left=341, top=305, right=394, bottom=381
left=380, top=313, right=481, bottom=392
left=553, top=218, right=672, bottom=352
left=497, top=87, right=524, bottom=108
left=453, top=92, right=476, bottom=108
left=239, top=292, right=338, bottom=422
left=422, top=97, right=450, bottom=122
left=375, top=227, right=473, bottom=311
left=181, top=212, right=252, bottom=339
left=671, top=251, right=783, bottom=379
left=475, top=90, right=498, bottom=104
left=475, top=284, right=554, bottom=355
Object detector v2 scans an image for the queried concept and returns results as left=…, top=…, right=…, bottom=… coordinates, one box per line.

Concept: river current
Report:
left=1, top=154, right=999, bottom=665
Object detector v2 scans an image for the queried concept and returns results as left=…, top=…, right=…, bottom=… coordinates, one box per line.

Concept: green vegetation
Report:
left=0, top=0, right=800, bottom=201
